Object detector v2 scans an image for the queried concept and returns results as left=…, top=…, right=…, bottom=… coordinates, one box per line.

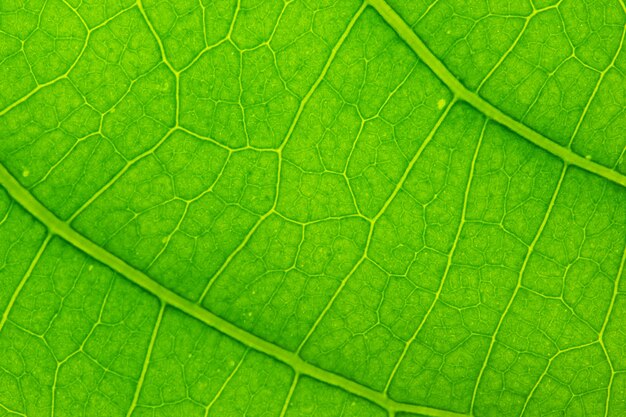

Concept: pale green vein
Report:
left=0, top=4, right=137, bottom=118
left=0, top=163, right=467, bottom=417
left=136, top=0, right=177, bottom=74
left=204, top=349, right=249, bottom=417
left=469, top=162, right=568, bottom=416
left=519, top=341, right=603, bottom=416
left=279, top=374, right=300, bottom=417
left=367, top=0, right=626, bottom=188
left=296, top=98, right=456, bottom=355
left=0, top=233, right=51, bottom=334
left=197, top=2, right=368, bottom=304
left=475, top=1, right=564, bottom=94
left=600, top=243, right=626, bottom=417
left=0, top=402, right=26, bottom=417
left=384, top=116, right=486, bottom=394
left=126, top=302, right=165, bottom=417
left=568, top=24, right=626, bottom=147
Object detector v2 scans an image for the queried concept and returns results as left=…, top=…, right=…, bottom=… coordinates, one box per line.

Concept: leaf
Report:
left=0, top=0, right=625, bottom=416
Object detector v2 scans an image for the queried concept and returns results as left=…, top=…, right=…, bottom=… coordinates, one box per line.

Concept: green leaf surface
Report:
left=0, top=0, right=625, bottom=416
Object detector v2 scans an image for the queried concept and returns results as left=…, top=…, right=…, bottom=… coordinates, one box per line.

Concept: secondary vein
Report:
left=0, top=163, right=468, bottom=417
left=367, top=0, right=626, bottom=188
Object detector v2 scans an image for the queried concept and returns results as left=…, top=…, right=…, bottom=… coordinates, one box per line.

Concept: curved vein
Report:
left=468, top=163, right=568, bottom=415
left=367, top=0, right=626, bottom=188
left=0, top=163, right=467, bottom=417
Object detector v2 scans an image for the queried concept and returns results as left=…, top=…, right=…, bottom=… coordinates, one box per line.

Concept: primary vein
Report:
left=367, top=0, right=626, bottom=188
left=0, top=162, right=466, bottom=417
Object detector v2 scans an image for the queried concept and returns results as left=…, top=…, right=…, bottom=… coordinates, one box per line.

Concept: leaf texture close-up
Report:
left=0, top=0, right=625, bottom=416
